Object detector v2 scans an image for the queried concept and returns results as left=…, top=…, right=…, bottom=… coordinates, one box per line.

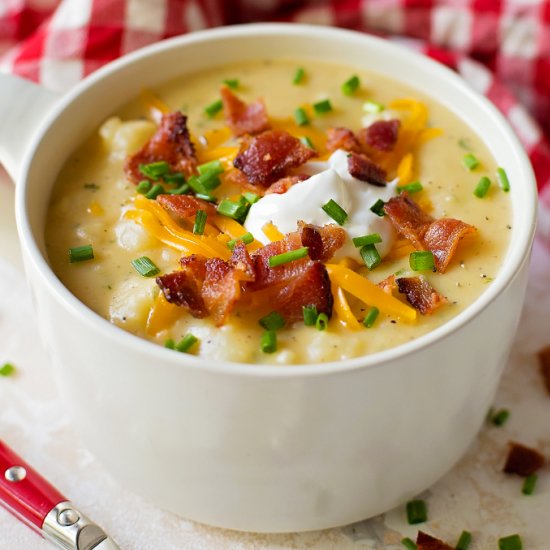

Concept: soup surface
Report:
left=45, top=58, right=511, bottom=364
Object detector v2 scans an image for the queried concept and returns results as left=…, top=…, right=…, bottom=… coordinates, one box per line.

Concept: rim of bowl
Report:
left=16, top=23, right=538, bottom=379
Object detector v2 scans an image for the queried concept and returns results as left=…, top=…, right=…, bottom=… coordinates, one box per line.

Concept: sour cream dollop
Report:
left=244, top=149, right=397, bottom=262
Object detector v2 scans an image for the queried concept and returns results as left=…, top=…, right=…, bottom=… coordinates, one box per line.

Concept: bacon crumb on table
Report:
left=537, top=346, right=550, bottom=394
left=503, top=441, right=546, bottom=477
left=416, top=531, right=454, bottom=550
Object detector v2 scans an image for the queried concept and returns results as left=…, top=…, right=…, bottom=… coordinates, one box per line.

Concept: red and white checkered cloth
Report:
left=1, top=0, right=550, bottom=235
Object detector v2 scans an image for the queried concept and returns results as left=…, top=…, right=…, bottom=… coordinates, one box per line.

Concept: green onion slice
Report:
left=303, top=305, right=318, bottom=326
left=462, top=153, right=480, bottom=171
left=352, top=233, right=382, bottom=247
left=227, top=232, right=254, bottom=250
left=217, top=196, right=250, bottom=222
left=360, top=244, right=381, bottom=270
left=164, top=339, right=175, bottom=349
left=474, top=176, right=491, bottom=198
left=496, top=167, right=511, bottom=192
left=243, top=192, right=260, bottom=204
left=313, top=99, right=332, bottom=114
left=522, top=473, right=538, bottom=495
left=400, top=537, right=417, bottom=550
left=167, top=182, right=190, bottom=195
left=175, top=333, right=199, bottom=353
left=293, top=67, right=305, bottom=85
left=316, top=312, right=329, bottom=331
left=69, top=244, right=94, bottom=263
left=491, top=408, right=510, bottom=426
left=406, top=499, right=427, bottom=524
left=261, top=330, right=277, bottom=353
left=498, top=534, right=523, bottom=550
left=131, top=256, right=160, bottom=277
left=397, top=181, right=423, bottom=194
left=204, top=99, right=223, bottom=118
left=363, top=307, right=379, bottom=328
left=294, top=107, right=309, bottom=126
left=198, top=159, right=224, bottom=176
left=268, top=247, right=309, bottom=268
left=299, top=136, right=315, bottom=150
left=145, top=183, right=166, bottom=200
left=370, top=198, right=386, bottom=217
left=0, top=363, right=16, bottom=376
left=136, top=180, right=153, bottom=194
left=193, top=209, right=207, bottom=235
left=456, top=530, right=472, bottom=550
left=163, top=172, right=186, bottom=185
left=139, top=161, right=170, bottom=180
left=222, top=78, right=239, bottom=89
left=322, top=199, right=348, bottom=225
left=259, top=311, right=286, bottom=331
left=363, top=99, right=385, bottom=113
left=342, top=75, right=360, bottom=96
left=409, top=250, right=435, bottom=271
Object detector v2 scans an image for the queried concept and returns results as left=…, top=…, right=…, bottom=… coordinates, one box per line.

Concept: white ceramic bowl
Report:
left=0, top=24, right=537, bottom=532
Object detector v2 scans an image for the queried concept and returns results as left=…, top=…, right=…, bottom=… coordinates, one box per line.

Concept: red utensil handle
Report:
left=0, top=439, right=65, bottom=528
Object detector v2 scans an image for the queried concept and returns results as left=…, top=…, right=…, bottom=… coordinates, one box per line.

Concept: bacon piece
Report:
left=378, top=274, right=397, bottom=295
left=537, top=346, right=550, bottom=394
left=157, top=194, right=217, bottom=219
left=125, top=112, right=196, bottom=184
left=396, top=276, right=446, bottom=315
left=423, top=218, right=476, bottom=273
left=221, top=85, right=269, bottom=137
left=503, top=442, right=546, bottom=477
left=326, top=127, right=362, bottom=153
left=233, top=130, right=316, bottom=186
left=416, top=531, right=453, bottom=550
left=360, top=119, right=400, bottom=151
left=265, top=174, right=309, bottom=195
left=156, top=255, right=208, bottom=317
left=384, top=193, right=434, bottom=249
left=298, top=222, right=346, bottom=262
left=347, top=152, right=387, bottom=186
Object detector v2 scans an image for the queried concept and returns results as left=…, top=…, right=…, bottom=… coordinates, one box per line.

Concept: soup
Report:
left=45, top=58, right=511, bottom=364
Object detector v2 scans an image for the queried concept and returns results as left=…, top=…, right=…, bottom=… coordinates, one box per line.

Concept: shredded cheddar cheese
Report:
left=333, top=286, right=362, bottom=330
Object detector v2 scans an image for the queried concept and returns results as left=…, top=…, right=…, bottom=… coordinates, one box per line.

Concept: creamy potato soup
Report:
left=45, top=59, right=511, bottom=364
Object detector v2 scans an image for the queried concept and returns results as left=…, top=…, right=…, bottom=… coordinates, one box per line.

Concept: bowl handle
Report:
left=0, top=74, right=60, bottom=183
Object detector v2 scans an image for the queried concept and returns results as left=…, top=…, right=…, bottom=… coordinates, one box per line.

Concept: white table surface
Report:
left=1, top=165, right=549, bottom=549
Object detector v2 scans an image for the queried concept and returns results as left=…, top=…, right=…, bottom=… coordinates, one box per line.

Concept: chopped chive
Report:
left=163, top=172, right=186, bottom=185
left=322, top=199, right=348, bottom=225
left=69, top=244, right=94, bottom=263
left=131, top=256, right=160, bottom=277
left=397, top=181, right=423, bottom=193
left=167, top=182, right=190, bottom=195
left=522, top=473, right=538, bottom=495
left=204, top=99, right=223, bottom=118
left=496, top=167, right=510, bottom=192
left=363, top=307, right=379, bottom=328
left=84, top=182, right=100, bottom=191
left=243, top=192, right=260, bottom=204
left=352, top=233, right=382, bottom=247
left=268, top=247, right=309, bottom=268
left=406, top=499, right=427, bottom=524
left=293, top=67, right=305, bottom=85
left=498, top=534, right=522, bottom=550
left=217, top=196, right=250, bottom=222
left=195, top=192, right=216, bottom=202
left=299, top=136, right=315, bottom=149
left=458, top=137, right=471, bottom=151
left=462, top=153, right=480, bottom=171
left=175, top=333, right=199, bottom=353
left=198, top=159, right=224, bottom=177
left=261, top=330, right=277, bottom=353
left=187, top=175, right=209, bottom=196
left=227, top=232, right=254, bottom=250
left=401, top=538, right=417, bottom=550
left=456, top=530, right=472, bottom=550
left=222, top=78, right=239, bottom=90
left=259, top=311, right=286, bottom=331
left=474, top=176, right=491, bottom=198
left=193, top=209, right=207, bottom=235
left=303, top=304, right=318, bottom=326
left=164, top=339, right=175, bottom=350
left=0, top=363, right=16, bottom=376
left=316, top=312, right=329, bottom=331
left=409, top=250, right=435, bottom=271
left=139, top=161, right=170, bottom=180
left=363, top=99, right=385, bottom=113
left=360, top=244, right=381, bottom=270
left=491, top=408, right=510, bottom=426
left=342, top=74, right=360, bottom=96
left=370, top=199, right=386, bottom=217
left=294, top=107, right=310, bottom=126
left=145, top=183, right=166, bottom=200
left=136, top=180, right=152, bottom=194
left=313, top=99, right=332, bottom=114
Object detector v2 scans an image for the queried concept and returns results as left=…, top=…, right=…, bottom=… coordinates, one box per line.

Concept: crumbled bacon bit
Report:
left=347, top=152, right=387, bottom=186
left=125, top=112, right=196, bottom=184
left=396, top=276, right=446, bottom=315
left=538, top=346, right=550, bottom=394
left=423, top=218, right=476, bottom=272
left=233, top=130, right=316, bottom=186
left=157, top=194, right=217, bottom=219
left=416, top=531, right=454, bottom=550
left=360, top=119, right=400, bottom=151
left=300, top=225, right=323, bottom=261
left=378, top=274, right=397, bottom=294
left=503, top=442, right=546, bottom=476
left=265, top=174, right=309, bottom=195
left=326, top=127, right=362, bottom=153
left=298, top=222, right=346, bottom=263
left=220, top=85, right=269, bottom=137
